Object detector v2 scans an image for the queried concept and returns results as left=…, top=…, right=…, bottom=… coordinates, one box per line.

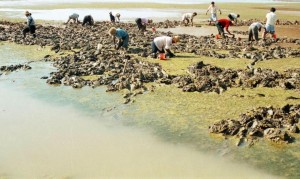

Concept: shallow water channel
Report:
left=0, top=43, right=297, bottom=178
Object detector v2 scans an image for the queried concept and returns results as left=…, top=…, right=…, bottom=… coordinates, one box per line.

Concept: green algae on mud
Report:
left=120, top=84, right=300, bottom=178
left=142, top=52, right=300, bottom=76
left=0, top=42, right=54, bottom=61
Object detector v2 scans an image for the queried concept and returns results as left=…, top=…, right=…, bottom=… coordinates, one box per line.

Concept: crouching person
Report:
left=108, top=27, right=129, bottom=50
left=23, top=11, right=36, bottom=38
left=82, top=15, right=94, bottom=26
left=151, top=36, right=180, bottom=59
left=135, top=18, right=153, bottom=31
left=248, top=22, right=264, bottom=41
left=67, top=13, right=79, bottom=24
left=215, top=19, right=234, bottom=38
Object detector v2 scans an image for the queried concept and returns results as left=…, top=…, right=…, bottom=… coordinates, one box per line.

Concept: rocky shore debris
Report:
left=171, top=61, right=300, bottom=93
left=209, top=104, right=300, bottom=145
left=0, top=20, right=299, bottom=98
left=0, top=64, right=31, bottom=72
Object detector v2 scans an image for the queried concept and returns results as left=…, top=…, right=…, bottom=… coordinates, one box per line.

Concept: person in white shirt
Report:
left=66, top=13, right=79, bottom=24
left=263, top=7, right=277, bottom=39
left=135, top=18, right=153, bottom=31
left=151, top=36, right=180, bottom=58
left=206, top=1, right=222, bottom=25
left=248, top=22, right=264, bottom=41
left=115, top=13, right=121, bottom=23
left=228, top=13, right=240, bottom=24
left=182, top=12, right=197, bottom=26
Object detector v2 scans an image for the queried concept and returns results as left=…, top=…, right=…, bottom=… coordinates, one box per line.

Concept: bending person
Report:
left=215, top=19, right=234, bottom=38
left=248, top=22, right=264, bottom=41
left=67, top=13, right=79, bottom=24
left=182, top=12, right=197, bottom=26
left=135, top=18, right=153, bottom=31
left=228, top=13, right=240, bottom=24
left=82, top=15, right=94, bottom=26
left=108, top=27, right=129, bottom=50
left=151, top=36, right=180, bottom=58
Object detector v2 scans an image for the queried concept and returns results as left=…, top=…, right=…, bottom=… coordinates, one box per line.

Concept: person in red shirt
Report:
left=215, top=19, right=234, bottom=38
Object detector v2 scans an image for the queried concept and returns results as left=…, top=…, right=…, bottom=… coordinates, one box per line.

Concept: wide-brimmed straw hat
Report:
left=173, top=36, right=180, bottom=43
left=108, top=27, right=116, bottom=36
left=25, top=11, right=30, bottom=15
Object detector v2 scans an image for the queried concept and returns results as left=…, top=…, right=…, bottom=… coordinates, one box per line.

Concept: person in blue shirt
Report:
left=23, top=11, right=36, bottom=38
left=108, top=27, right=129, bottom=50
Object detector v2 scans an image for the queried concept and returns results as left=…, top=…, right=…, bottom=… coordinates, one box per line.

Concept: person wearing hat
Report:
left=206, top=1, right=222, bottom=25
left=182, top=12, right=197, bottom=26
left=151, top=36, right=179, bottom=59
left=66, top=13, right=79, bottom=24
left=248, top=22, right=264, bottom=41
left=23, top=11, right=36, bottom=38
left=228, top=13, right=240, bottom=24
left=215, top=18, right=234, bottom=38
left=82, top=15, right=94, bottom=26
left=108, top=27, right=129, bottom=50
left=109, top=12, right=115, bottom=23
left=135, top=18, right=153, bottom=31
left=115, top=13, right=121, bottom=23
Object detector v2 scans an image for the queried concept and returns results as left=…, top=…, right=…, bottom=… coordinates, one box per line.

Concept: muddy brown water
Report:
left=0, top=43, right=284, bottom=178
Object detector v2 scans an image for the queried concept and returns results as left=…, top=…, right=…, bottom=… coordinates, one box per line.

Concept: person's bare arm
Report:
left=113, top=36, right=116, bottom=49
left=226, top=27, right=232, bottom=35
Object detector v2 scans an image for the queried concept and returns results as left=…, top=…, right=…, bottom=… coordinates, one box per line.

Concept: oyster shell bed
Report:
left=209, top=104, right=300, bottom=145
left=0, top=64, right=32, bottom=73
left=171, top=61, right=300, bottom=93
left=0, top=20, right=299, bottom=94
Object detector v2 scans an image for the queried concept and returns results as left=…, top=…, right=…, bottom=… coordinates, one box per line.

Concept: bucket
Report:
left=158, top=53, right=166, bottom=60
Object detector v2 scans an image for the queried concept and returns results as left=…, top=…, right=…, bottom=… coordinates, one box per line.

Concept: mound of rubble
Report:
left=0, top=64, right=31, bottom=72
left=209, top=104, right=300, bottom=145
left=169, top=61, right=300, bottom=93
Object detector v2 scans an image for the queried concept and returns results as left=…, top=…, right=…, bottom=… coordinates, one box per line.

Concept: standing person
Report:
left=248, top=22, right=264, bottom=41
left=115, top=13, right=121, bottom=23
left=182, top=12, right=197, bottom=26
left=109, top=12, right=115, bottom=23
left=215, top=19, right=234, bottom=38
left=108, top=27, right=129, bottom=50
left=23, top=11, right=36, bottom=38
left=66, top=13, right=79, bottom=24
left=82, top=15, right=94, bottom=26
left=206, top=1, right=222, bottom=25
left=228, top=13, right=240, bottom=24
left=151, top=36, right=180, bottom=58
left=135, top=18, right=153, bottom=31
left=263, top=7, right=277, bottom=39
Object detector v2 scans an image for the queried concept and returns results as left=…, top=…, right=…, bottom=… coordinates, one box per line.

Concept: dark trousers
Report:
left=248, top=26, right=259, bottom=41
left=82, top=16, right=93, bottom=26
left=135, top=18, right=145, bottom=30
left=151, top=41, right=164, bottom=54
left=23, top=25, right=36, bottom=37
left=215, top=22, right=224, bottom=36
left=110, top=14, right=115, bottom=22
